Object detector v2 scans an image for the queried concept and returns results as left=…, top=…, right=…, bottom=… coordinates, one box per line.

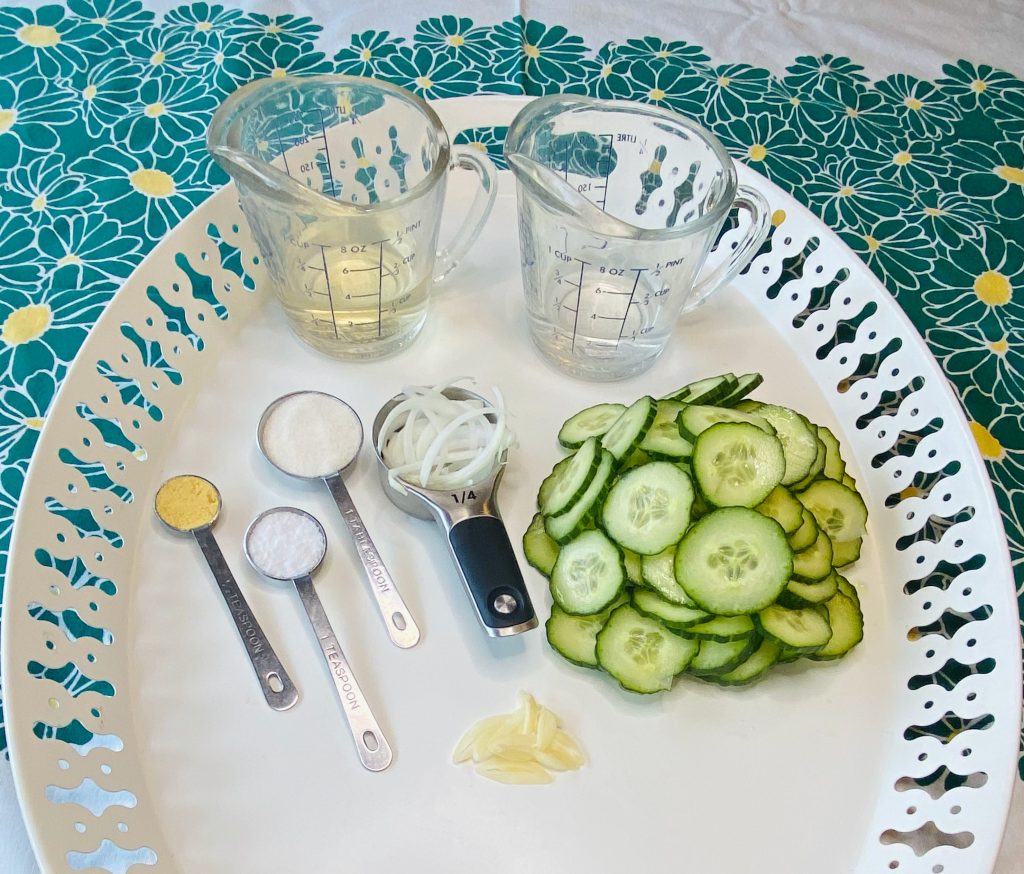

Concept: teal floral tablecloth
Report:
left=1, top=3, right=1023, bottom=768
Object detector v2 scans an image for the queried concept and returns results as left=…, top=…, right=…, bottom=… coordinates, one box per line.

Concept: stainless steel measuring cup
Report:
left=371, top=388, right=538, bottom=638
left=207, top=75, right=497, bottom=360
left=154, top=474, right=298, bottom=711
left=257, top=390, right=421, bottom=649
left=505, top=94, right=771, bottom=381
left=244, top=506, right=392, bottom=771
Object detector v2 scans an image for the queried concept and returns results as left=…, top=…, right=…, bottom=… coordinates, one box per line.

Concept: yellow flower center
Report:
left=447, top=34, right=465, bottom=47
left=601, top=64, right=612, bottom=78
left=2, top=304, right=51, bottom=345
left=716, top=75, right=731, bottom=87
left=359, top=48, right=372, bottom=61
left=648, top=88, right=665, bottom=101
left=838, top=185, right=855, bottom=197
left=144, top=101, right=165, bottom=118
left=923, top=206, right=945, bottom=217
left=973, top=270, right=1012, bottom=306
left=214, top=52, right=224, bottom=64
left=92, top=16, right=109, bottom=26
left=0, top=108, right=15, bottom=133
left=151, top=50, right=165, bottom=65
left=415, top=76, right=433, bottom=90
left=523, top=43, right=540, bottom=59
left=863, top=235, right=880, bottom=253
left=57, top=253, right=82, bottom=267
left=655, top=49, right=671, bottom=58
left=469, top=142, right=487, bottom=153
left=789, top=96, right=800, bottom=106
left=969, top=421, right=1003, bottom=460
left=24, top=416, right=44, bottom=429
left=988, top=337, right=1009, bottom=355
left=904, top=97, right=924, bottom=111
left=845, top=107, right=860, bottom=118
left=771, top=209, right=786, bottom=226
left=649, top=160, right=662, bottom=174
left=31, top=194, right=46, bottom=211
left=748, top=144, right=767, bottom=162
left=265, top=23, right=281, bottom=34
left=995, top=164, right=1024, bottom=185
left=899, top=485, right=922, bottom=500
left=893, top=151, right=913, bottom=166
left=356, top=157, right=371, bottom=168
left=130, top=168, right=175, bottom=198
left=83, top=84, right=97, bottom=100
left=971, top=79, right=987, bottom=93
left=17, top=24, right=60, bottom=47
left=195, top=21, right=212, bottom=32
left=270, top=67, right=287, bottom=79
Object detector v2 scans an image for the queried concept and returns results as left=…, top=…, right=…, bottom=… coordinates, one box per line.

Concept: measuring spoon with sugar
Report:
left=154, top=474, right=298, bottom=711
left=257, top=390, right=421, bottom=649
left=244, top=506, right=392, bottom=771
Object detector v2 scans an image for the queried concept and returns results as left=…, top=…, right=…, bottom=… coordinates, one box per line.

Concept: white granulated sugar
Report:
left=262, top=392, right=363, bottom=478
left=247, top=509, right=326, bottom=580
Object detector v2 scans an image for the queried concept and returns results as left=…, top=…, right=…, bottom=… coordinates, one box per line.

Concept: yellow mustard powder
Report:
left=155, top=475, right=220, bottom=531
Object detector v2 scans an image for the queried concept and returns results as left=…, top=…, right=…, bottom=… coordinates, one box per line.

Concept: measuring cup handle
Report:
left=446, top=516, right=538, bottom=636
left=684, top=184, right=771, bottom=314
left=433, top=145, right=498, bottom=283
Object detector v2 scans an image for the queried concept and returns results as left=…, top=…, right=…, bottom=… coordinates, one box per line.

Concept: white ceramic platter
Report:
left=3, top=96, right=1020, bottom=874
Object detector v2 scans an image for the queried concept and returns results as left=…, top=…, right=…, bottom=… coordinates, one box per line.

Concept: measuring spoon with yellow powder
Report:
left=154, top=474, right=299, bottom=711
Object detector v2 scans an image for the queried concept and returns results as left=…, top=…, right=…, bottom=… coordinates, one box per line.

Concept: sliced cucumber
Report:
left=816, top=425, right=846, bottom=481
left=663, top=373, right=738, bottom=405
left=835, top=574, right=860, bottom=605
left=640, top=399, right=693, bottom=460
left=756, top=604, right=832, bottom=654
left=789, top=436, right=827, bottom=492
left=558, top=403, right=627, bottom=449
left=787, top=507, right=819, bottom=551
left=600, top=396, right=657, bottom=461
left=754, top=403, right=819, bottom=486
left=677, top=404, right=775, bottom=442
left=632, top=588, right=710, bottom=629
left=681, top=613, right=757, bottom=642
left=791, top=528, right=834, bottom=582
left=710, top=638, right=781, bottom=686
left=545, top=450, right=615, bottom=544
left=538, top=454, right=573, bottom=511
left=540, top=436, right=600, bottom=517
left=523, top=513, right=559, bottom=576
left=596, top=605, right=699, bottom=693
left=797, top=479, right=869, bottom=543
left=675, top=508, right=792, bottom=615
left=756, top=485, right=804, bottom=534
left=600, top=461, right=694, bottom=555
left=841, top=471, right=858, bottom=490
left=623, top=548, right=644, bottom=584
left=550, top=528, right=625, bottom=615
left=688, top=636, right=759, bottom=675
left=832, top=537, right=862, bottom=568
left=620, top=448, right=652, bottom=471
left=808, top=592, right=863, bottom=660
left=777, top=573, right=839, bottom=608
left=546, top=595, right=627, bottom=668
left=718, top=372, right=764, bottom=407
left=692, top=421, right=785, bottom=509
left=642, top=546, right=697, bottom=606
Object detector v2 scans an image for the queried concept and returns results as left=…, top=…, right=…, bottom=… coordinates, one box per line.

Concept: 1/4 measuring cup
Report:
left=505, top=95, right=771, bottom=381
left=208, top=75, right=497, bottom=360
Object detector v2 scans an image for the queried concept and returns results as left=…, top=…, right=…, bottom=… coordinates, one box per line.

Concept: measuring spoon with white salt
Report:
left=257, top=391, right=420, bottom=649
left=244, top=507, right=392, bottom=771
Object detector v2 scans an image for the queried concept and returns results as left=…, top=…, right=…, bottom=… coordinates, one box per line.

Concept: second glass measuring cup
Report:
left=208, top=75, right=497, bottom=360
left=505, top=95, right=771, bottom=381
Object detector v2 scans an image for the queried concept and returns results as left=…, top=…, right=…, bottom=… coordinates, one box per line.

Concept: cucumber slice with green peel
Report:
left=692, top=422, right=785, bottom=508
left=756, top=485, right=804, bottom=534
left=643, top=547, right=697, bottom=606
left=640, top=400, right=693, bottom=460
left=545, top=450, right=615, bottom=544
left=596, top=605, right=699, bottom=693
left=677, top=405, right=775, bottom=443
left=791, top=528, right=834, bottom=582
left=733, top=399, right=764, bottom=414
left=675, top=508, right=792, bottom=615
left=816, top=425, right=846, bottom=481
left=832, top=537, right=862, bottom=567
left=620, top=448, right=653, bottom=471
left=540, top=436, right=601, bottom=517
left=600, top=461, right=694, bottom=555
left=538, top=454, right=574, bottom=511
left=835, top=574, right=860, bottom=605
left=754, top=403, right=820, bottom=486
left=718, top=372, right=765, bottom=407
left=756, top=604, right=832, bottom=654
left=523, top=513, right=560, bottom=576
left=841, top=471, right=858, bottom=490
left=546, top=595, right=627, bottom=668
left=662, top=373, right=738, bottom=404
left=558, top=403, right=627, bottom=449
left=550, top=528, right=625, bottom=615
left=709, top=638, right=782, bottom=686
left=777, top=574, right=839, bottom=608
left=632, top=589, right=710, bottom=629
left=623, top=548, right=644, bottom=584
left=600, top=396, right=657, bottom=461
left=798, top=479, right=869, bottom=543
left=808, top=592, right=864, bottom=660
left=688, top=636, right=759, bottom=675
left=789, top=436, right=827, bottom=492
left=680, top=613, right=757, bottom=642
left=787, top=507, right=819, bottom=551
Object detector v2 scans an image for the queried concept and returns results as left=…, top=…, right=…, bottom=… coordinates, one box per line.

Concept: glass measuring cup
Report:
left=208, top=75, right=497, bottom=360
left=505, top=95, right=771, bottom=381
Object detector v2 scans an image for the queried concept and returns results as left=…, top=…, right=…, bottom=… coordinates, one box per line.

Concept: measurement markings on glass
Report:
left=558, top=258, right=590, bottom=351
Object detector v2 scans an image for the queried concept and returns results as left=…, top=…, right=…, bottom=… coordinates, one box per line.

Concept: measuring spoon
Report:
left=257, top=391, right=420, bottom=649
left=154, top=474, right=298, bottom=711
left=244, top=507, right=392, bottom=771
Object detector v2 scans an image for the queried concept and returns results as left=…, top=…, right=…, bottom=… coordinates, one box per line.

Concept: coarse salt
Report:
left=261, top=392, right=363, bottom=478
left=246, top=508, right=326, bottom=579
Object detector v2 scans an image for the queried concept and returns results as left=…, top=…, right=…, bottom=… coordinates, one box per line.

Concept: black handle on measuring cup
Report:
left=447, top=516, right=538, bottom=636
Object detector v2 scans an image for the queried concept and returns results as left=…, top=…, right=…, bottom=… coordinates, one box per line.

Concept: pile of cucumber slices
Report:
left=523, top=372, right=867, bottom=694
